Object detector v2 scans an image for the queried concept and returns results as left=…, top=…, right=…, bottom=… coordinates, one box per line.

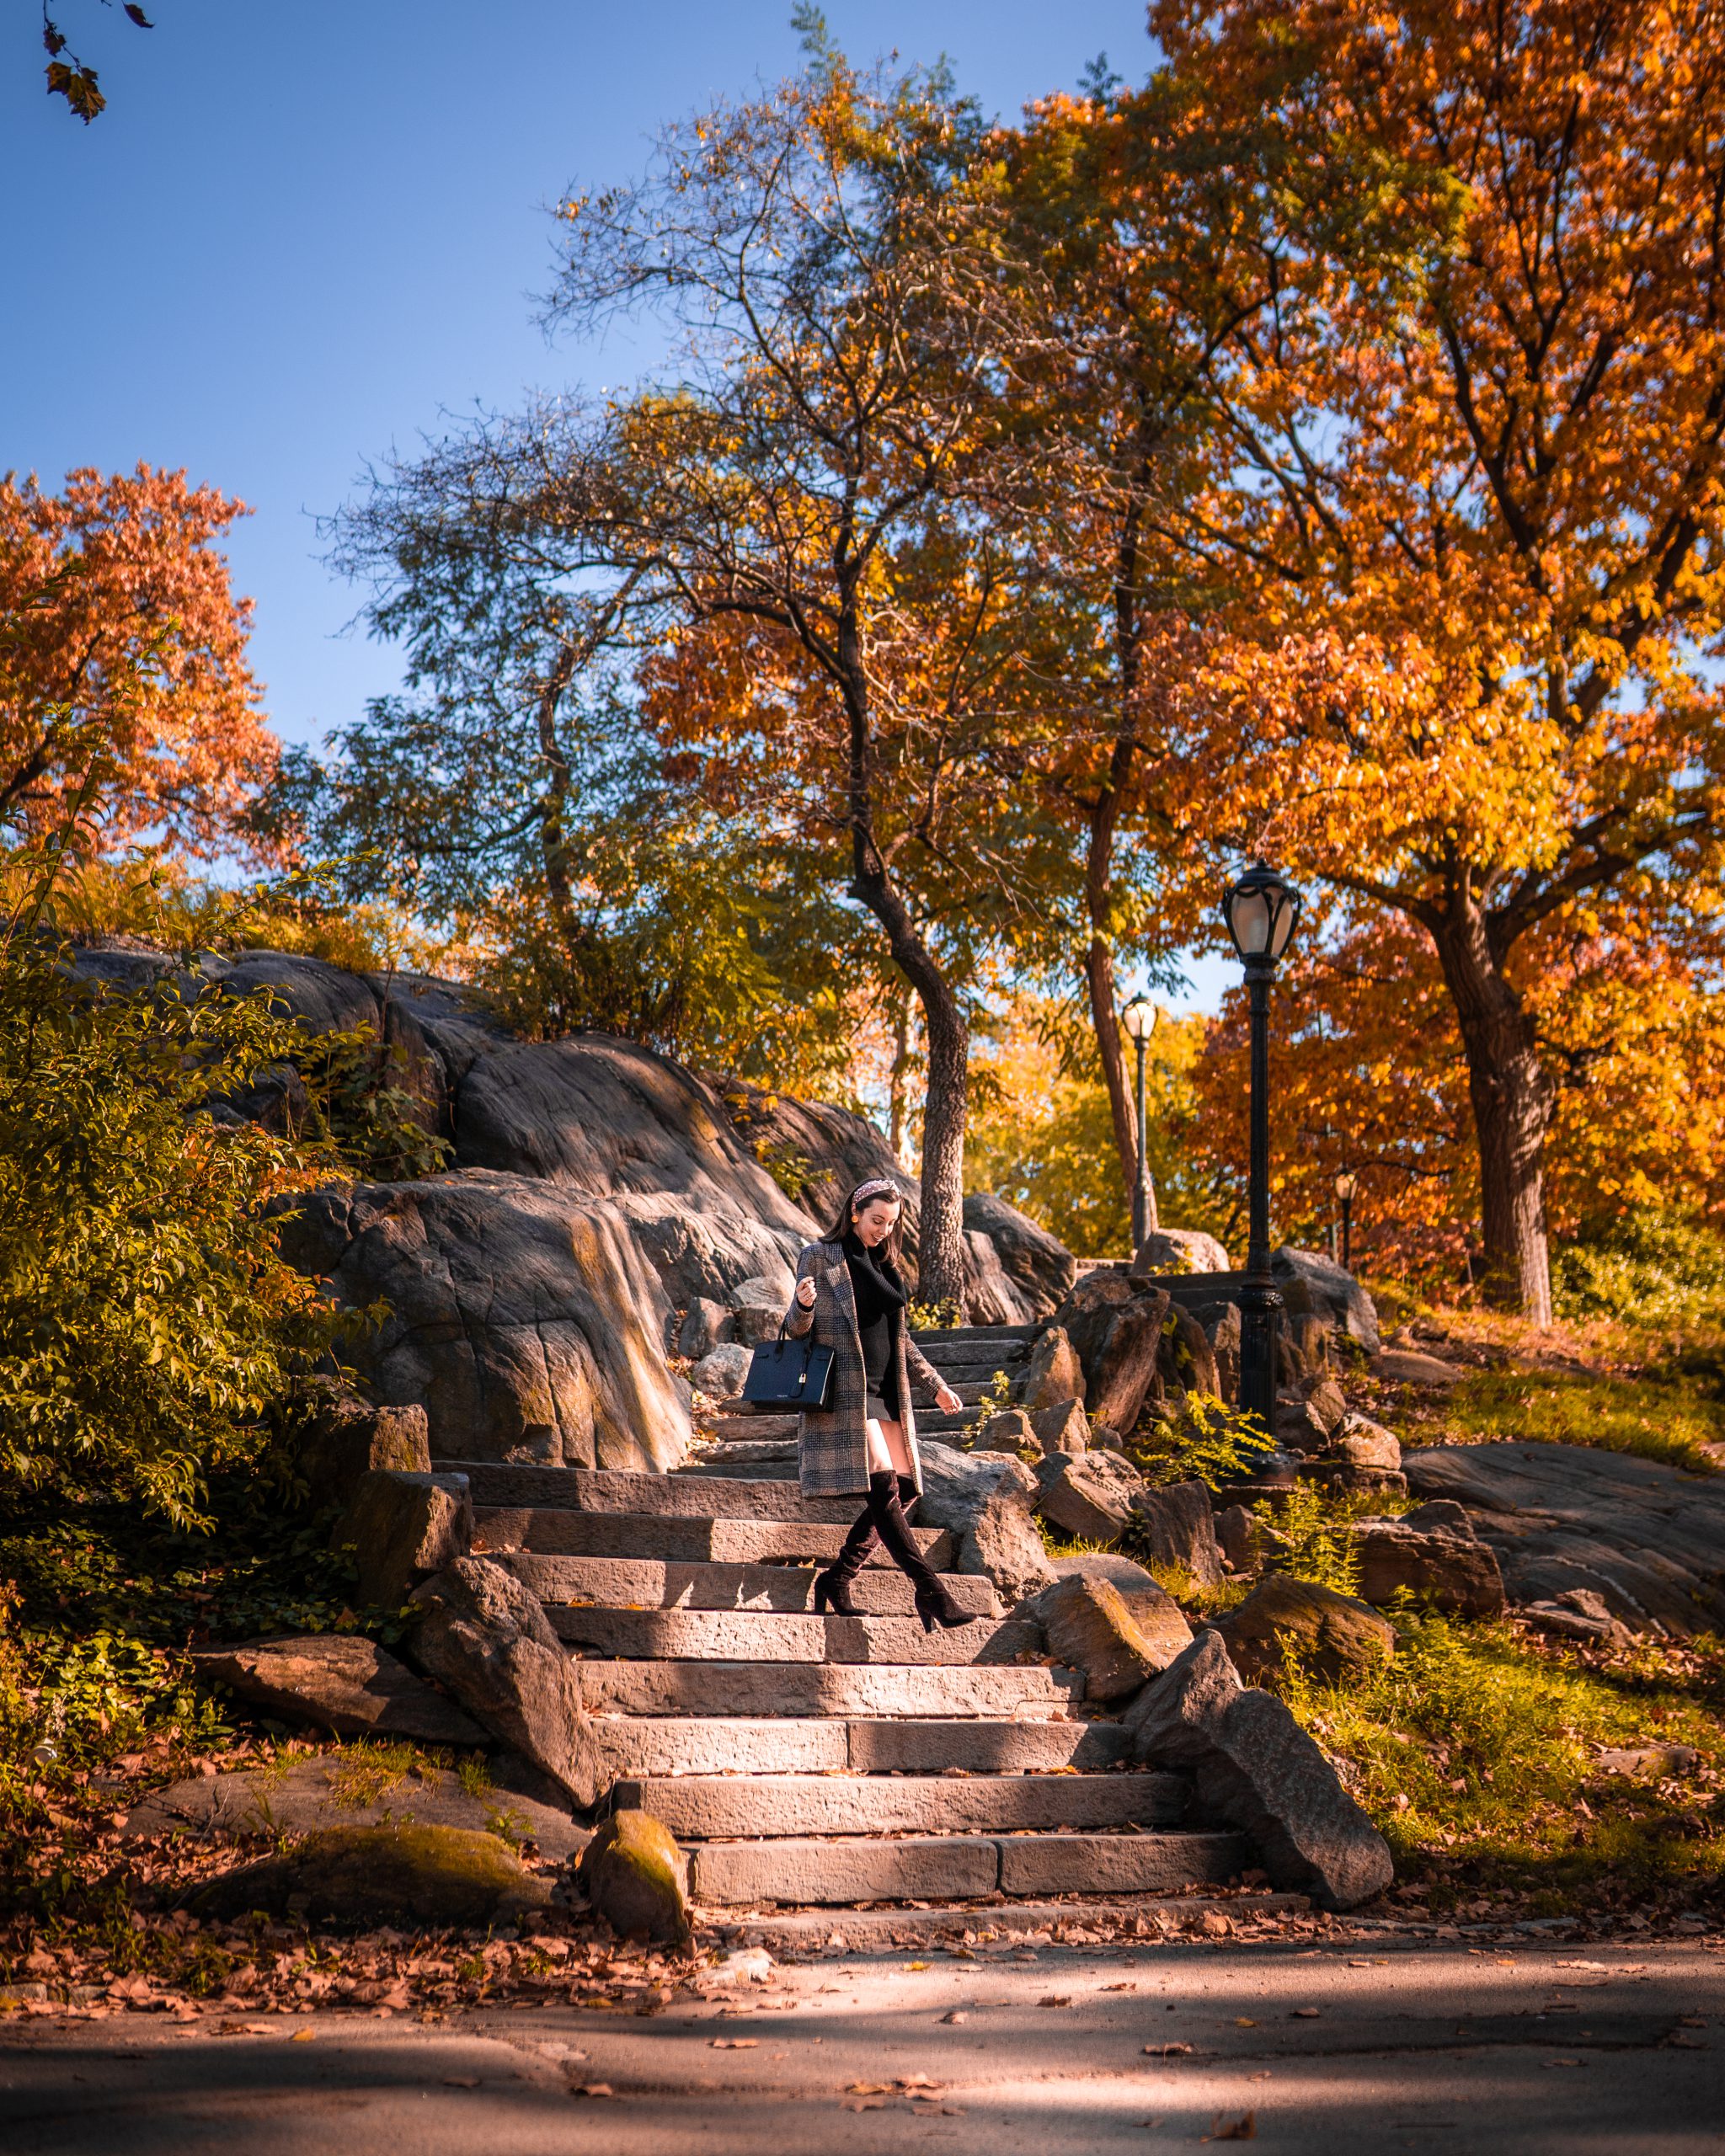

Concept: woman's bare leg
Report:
left=864, top=1415, right=914, bottom=1480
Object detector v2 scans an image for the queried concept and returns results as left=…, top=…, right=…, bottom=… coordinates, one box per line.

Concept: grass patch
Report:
left=1444, top=1356, right=1725, bottom=1475
left=1283, top=1614, right=1725, bottom=1910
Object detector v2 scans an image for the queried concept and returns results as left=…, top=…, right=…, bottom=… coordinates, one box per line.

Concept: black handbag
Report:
left=741, top=1320, right=836, bottom=1412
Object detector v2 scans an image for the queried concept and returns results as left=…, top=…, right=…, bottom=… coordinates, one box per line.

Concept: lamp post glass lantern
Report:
left=1334, top=1169, right=1358, bottom=1273
left=1121, top=992, right=1157, bottom=1252
left=1221, top=862, right=1302, bottom=1431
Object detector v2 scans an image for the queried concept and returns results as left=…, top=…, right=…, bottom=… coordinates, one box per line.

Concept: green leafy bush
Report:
left=1129, top=1391, right=1275, bottom=1490
left=1552, top=1212, right=1725, bottom=1328
left=1258, top=1481, right=1365, bottom=1597
left=0, top=937, right=354, bottom=1527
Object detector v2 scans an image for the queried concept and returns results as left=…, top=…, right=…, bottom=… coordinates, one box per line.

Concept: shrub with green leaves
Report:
left=1552, top=1211, right=1725, bottom=1328
left=0, top=938, right=352, bottom=1527
left=1129, top=1391, right=1275, bottom=1490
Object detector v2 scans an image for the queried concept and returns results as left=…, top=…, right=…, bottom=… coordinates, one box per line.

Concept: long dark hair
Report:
left=822, top=1179, right=907, bottom=1268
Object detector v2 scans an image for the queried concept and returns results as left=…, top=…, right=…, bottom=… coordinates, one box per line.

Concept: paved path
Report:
left=4, top=1937, right=1722, bottom=2153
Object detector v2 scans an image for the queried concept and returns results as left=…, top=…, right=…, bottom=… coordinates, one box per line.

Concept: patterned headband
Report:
left=852, top=1178, right=901, bottom=1207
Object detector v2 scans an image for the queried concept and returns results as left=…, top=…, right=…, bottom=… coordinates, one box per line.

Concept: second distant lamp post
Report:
left=1334, top=1168, right=1358, bottom=1273
left=1220, top=860, right=1303, bottom=1431
left=1121, top=990, right=1157, bottom=1252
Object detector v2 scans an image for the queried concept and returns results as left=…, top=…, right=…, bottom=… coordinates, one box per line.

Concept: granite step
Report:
left=585, top=1714, right=1130, bottom=1776
left=700, top=1411, right=983, bottom=1445
left=688, top=1828, right=1252, bottom=1908
left=449, top=1465, right=859, bottom=1521
left=474, top=1508, right=953, bottom=1569
left=909, top=1324, right=1040, bottom=1348
left=572, top=1659, right=1084, bottom=1719
left=548, top=1604, right=1039, bottom=1666
left=497, top=1551, right=998, bottom=1619
left=613, top=1769, right=1189, bottom=1838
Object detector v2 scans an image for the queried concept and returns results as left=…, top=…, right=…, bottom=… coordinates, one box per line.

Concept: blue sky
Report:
left=3, top=0, right=1234, bottom=1010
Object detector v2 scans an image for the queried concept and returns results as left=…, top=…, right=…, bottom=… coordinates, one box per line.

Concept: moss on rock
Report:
left=191, top=1822, right=553, bottom=1929
left=577, top=1806, right=691, bottom=1943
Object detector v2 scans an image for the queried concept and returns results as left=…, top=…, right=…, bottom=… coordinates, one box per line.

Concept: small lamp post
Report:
left=1221, top=861, right=1302, bottom=1430
left=1121, top=990, right=1157, bottom=1251
left=1334, top=1169, right=1358, bottom=1273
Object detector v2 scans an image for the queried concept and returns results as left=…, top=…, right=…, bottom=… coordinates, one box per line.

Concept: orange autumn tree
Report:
left=0, top=465, right=277, bottom=859
left=1099, top=0, right=1725, bottom=1321
left=1189, top=905, right=1725, bottom=1288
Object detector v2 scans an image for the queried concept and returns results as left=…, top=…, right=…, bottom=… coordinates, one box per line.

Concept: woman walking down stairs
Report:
left=446, top=1321, right=1250, bottom=1914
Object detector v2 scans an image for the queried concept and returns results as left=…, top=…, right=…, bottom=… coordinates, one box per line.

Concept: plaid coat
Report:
left=784, top=1239, right=944, bottom=1497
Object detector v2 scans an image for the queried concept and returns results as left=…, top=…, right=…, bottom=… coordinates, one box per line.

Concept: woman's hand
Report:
left=934, top=1381, right=963, bottom=1416
left=795, top=1277, right=817, bottom=1310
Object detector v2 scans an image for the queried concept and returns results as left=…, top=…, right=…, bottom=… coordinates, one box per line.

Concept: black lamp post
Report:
left=1121, top=991, right=1157, bottom=1252
left=1334, top=1169, right=1357, bottom=1273
left=1220, top=860, right=1302, bottom=1430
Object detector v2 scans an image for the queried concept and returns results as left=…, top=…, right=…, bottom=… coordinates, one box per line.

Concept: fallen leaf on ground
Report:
left=441, top=2077, right=480, bottom=2089
left=1234, top=2017, right=1257, bottom=2027
left=939, top=2011, right=968, bottom=2025
left=846, top=2083, right=891, bottom=2095
left=1144, top=2042, right=1194, bottom=2057
left=1205, top=2114, right=1257, bottom=2142
left=571, top=2084, right=617, bottom=2100
left=1039, top=1994, right=1073, bottom=2007
left=289, top=2031, right=314, bottom=2044
left=1542, top=2059, right=1585, bottom=2069
left=711, top=2039, right=758, bottom=2049
left=1291, top=2006, right=1321, bottom=2018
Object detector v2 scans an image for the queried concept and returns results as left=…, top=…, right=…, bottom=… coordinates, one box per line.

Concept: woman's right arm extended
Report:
left=785, top=1248, right=819, bottom=1337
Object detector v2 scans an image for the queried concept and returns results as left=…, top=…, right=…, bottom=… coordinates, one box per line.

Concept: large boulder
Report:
left=1125, top=1632, right=1395, bottom=1910
left=190, top=1635, right=485, bottom=1746
left=1050, top=1272, right=1173, bottom=1436
left=1020, top=1326, right=1086, bottom=1413
left=1028, top=1397, right=1090, bottom=1456
left=1157, top=1303, right=1221, bottom=1401
left=1019, top=1572, right=1192, bottom=1698
left=1272, top=1247, right=1381, bottom=1356
left=1033, top=1449, right=1146, bottom=1545
left=294, top=1393, right=431, bottom=1506
left=577, top=1809, right=691, bottom=1943
left=1325, top=1414, right=1402, bottom=1471
left=1214, top=1573, right=1397, bottom=1689
left=1049, top=1550, right=1190, bottom=1630
left=1125, top=1480, right=1224, bottom=1589
left=410, top=1557, right=604, bottom=1807
left=914, top=1442, right=1056, bottom=1603
left=1132, top=1229, right=1231, bottom=1275
left=192, top=1823, right=553, bottom=1929
left=961, top=1193, right=1077, bottom=1324
left=283, top=1171, right=692, bottom=1470
left=1353, top=1513, right=1506, bottom=1619
left=335, top=1470, right=473, bottom=1605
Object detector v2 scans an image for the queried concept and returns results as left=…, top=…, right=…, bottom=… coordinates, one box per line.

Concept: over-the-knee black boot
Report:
left=812, top=1503, right=878, bottom=1615
left=865, top=1471, right=976, bottom=1632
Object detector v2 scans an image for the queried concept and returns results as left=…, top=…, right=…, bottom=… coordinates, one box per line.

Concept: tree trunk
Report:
left=836, top=611, right=969, bottom=1314
left=888, top=997, right=916, bottom=1166
left=1429, top=899, right=1556, bottom=1326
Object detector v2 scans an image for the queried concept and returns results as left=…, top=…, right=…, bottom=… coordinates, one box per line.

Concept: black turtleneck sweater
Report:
left=842, top=1230, right=907, bottom=1411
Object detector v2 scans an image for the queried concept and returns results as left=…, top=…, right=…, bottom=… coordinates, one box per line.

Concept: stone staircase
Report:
left=450, top=1324, right=1252, bottom=1913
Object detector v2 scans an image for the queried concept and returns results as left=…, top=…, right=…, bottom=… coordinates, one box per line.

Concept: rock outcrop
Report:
left=1402, top=1442, right=1725, bottom=1636
left=280, top=1171, right=694, bottom=1470
left=1352, top=1511, right=1506, bottom=1619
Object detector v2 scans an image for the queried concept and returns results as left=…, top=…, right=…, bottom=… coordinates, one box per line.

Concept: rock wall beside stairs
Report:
left=71, top=945, right=1076, bottom=1470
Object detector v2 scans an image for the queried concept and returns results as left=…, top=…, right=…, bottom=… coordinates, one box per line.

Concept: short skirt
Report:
left=864, top=1392, right=897, bottom=1423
